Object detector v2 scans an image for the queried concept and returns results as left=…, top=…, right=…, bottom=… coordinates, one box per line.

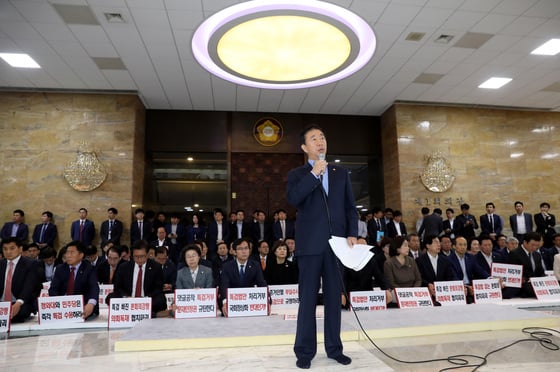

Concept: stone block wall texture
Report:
left=0, top=92, right=145, bottom=249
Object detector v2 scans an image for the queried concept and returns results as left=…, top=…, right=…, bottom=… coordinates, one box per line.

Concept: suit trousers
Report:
left=294, top=248, right=344, bottom=360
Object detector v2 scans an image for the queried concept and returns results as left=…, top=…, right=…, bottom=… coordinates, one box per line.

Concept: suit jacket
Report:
left=455, top=214, right=478, bottom=238
left=219, top=259, right=267, bottom=306
left=442, top=219, right=460, bottom=237
left=474, top=250, right=505, bottom=274
left=386, top=220, right=407, bottom=238
left=0, top=222, right=29, bottom=242
left=509, top=213, right=533, bottom=237
left=165, top=222, right=187, bottom=247
left=206, top=221, right=229, bottom=256
left=49, top=260, right=100, bottom=315
left=160, top=259, right=177, bottom=291
left=286, top=162, right=357, bottom=256
left=96, top=259, right=123, bottom=284
left=186, top=224, right=207, bottom=243
left=367, top=218, right=386, bottom=244
left=228, top=221, right=252, bottom=243
left=479, top=214, right=503, bottom=236
left=32, top=223, right=58, bottom=247
left=418, top=213, right=443, bottom=239
left=99, top=219, right=123, bottom=246
left=508, top=247, right=545, bottom=280
left=176, top=265, right=213, bottom=289
left=0, top=256, right=41, bottom=321
left=415, top=253, right=457, bottom=287
left=448, top=251, right=489, bottom=283
left=272, top=219, right=295, bottom=241
left=70, top=219, right=96, bottom=246
left=252, top=221, right=273, bottom=245
left=129, top=220, right=152, bottom=244
left=534, top=213, right=556, bottom=245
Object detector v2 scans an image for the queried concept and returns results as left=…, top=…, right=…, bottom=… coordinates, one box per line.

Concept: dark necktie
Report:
left=67, top=267, right=75, bottom=295
left=135, top=265, right=143, bottom=297
left=79, top=221, right=84, bottom=241
left=376, top=219, right=381, bottom=230
left=489, top=215, right=494, bottom=233
left=40, top=223, right=47, bottom=242
left=239, top=264, right=245, bottom=281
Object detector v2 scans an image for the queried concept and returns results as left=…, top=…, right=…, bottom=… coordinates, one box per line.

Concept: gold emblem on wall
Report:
left=253, top=117, right=283, bottom=146
left=420, top=151, right=455, bottom=193
left=63, top=142, right=107, bottom=192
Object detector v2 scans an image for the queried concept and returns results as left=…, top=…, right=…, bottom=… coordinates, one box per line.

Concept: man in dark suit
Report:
left=448, top=236, right=490, bottom=303
left=272, top=209, right=295, bottom=242
left=130, top=208, right=152, bottom=245
left=165, top=214, right=187, bottom=262
left=504, top=232, right=546, bottom=298
left=96, top=246, right=122, bottom=284
left=442, top=208, right=460, bottom=239
left=509, top=201, right=533, bottom=242
left=99, top=207, right=123, bottom=248
left=415, top=235, right=458, bottom=300
left=418, top=208, right=443, bottom=241
left=154, top=246, right=177, bottom=293
left=474, top=235, right=505, bottom=274
left=1, top=237, right=42, bottom=323
left=479, top=202, right=502, bottom=242
left=366, top=207, right=386, bottom=245
left=286, top=125, right=357, bottom=369
left=0, top=209, right=29, bottom=243
left=107, top=240, right=167, bottom=316
left=252, top=209, right=273, bottom=247
left=386, top=210, right=407, bottom=238
left=49, top=241, right=99, bottom=319
left=219, top=238, right=267, bottom=316
left=534, top=202, right=556, bottom=248
left=70, top=208, right=96, bottom=247
left=455, top=204, right=478, bottom=239
left=207, top=208, right=230, bottom=259
left=32, top=211, right=58, bottom=249
left=228, top=209, right=251, bottom=244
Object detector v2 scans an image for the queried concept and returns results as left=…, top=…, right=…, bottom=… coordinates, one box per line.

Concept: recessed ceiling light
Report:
left=478, top=77, right=512, bottom=89
left=510, top=152, right=524, bottom=158
left=531, top=39, right=560, bottom=56
left=334, top=159, right=341, bottom=163
left=0, top=53, right=40, bottom=68
left=541, top=153, right=558, bottom=159
left=417, top=121, right=430, bottom=129
left=187, top=157, right=194, bottom=161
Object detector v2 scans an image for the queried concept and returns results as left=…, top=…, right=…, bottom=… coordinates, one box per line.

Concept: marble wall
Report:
left=0, top=92, right=145, bottom=249
left=381, top=103, right=560, bottom=235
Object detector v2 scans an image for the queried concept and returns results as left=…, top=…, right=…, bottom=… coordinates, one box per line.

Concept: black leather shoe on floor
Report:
left=296, top=358, right=311, bottom=369
left=330, top=354, right=352, bottom=365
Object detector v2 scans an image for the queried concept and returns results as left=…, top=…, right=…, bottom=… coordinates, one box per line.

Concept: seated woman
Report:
left=176, top=244, right=214, bottom=289
left=264, top=240, right=298, bottom=285
left=384, top=236, right=422, bottom=290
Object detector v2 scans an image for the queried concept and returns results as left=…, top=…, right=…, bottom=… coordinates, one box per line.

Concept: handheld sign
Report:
left=530, top=277, right=560, bottom=300
left=174, top=288, right=218, bottom=319
left=349, top=290, right=386, bottom=311
left=226, top=287, right=268, bottom=317
left=0, top=302, right=11, bottom=333
left=472, top=278, right=502, bottom=303
left=491, top=263, right=523, bottom=288
left=395, top=287, right=433, bottom=308
left=434, top=281, right=467, bottom=306
left=108, top=297, right=152, bottom=329
left=38, top=295, right=84, bottom=324
left=269, top=284, right=299, bottom=310
left=98, top=284, right=114, bottom=309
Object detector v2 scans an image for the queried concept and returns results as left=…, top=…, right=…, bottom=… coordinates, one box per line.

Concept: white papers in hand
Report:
left=328, top=236, right=374, bottom=271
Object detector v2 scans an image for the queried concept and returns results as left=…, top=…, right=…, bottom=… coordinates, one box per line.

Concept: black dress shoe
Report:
left=330, top=354, right=352, bottom=365
left=296, top=358, right=311, bottom=369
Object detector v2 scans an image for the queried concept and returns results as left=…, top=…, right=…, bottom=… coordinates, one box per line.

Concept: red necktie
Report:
left=67, top=267, right=75, bottom=295
left=5, top=261, right=14, bottom=302
left=135, top=265, right=143, bottom=297
left=79, top=221, right=84, bottom=241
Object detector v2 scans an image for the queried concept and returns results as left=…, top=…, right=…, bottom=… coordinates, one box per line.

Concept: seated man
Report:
left=154, top=246, right=177, bottom=294
left=49, top=241, right=99, bottom=320
left=219, top=238, right=267, bottom=316
left=448, top=236, right=490, bottom=303
left=96, top=246, right=123, bottom=284
left=1, top=238, right=42, bottom=323
left=107, top=240, right=167, bottom=317
left=504, top=232, right=546, bottom=298
left=416, top=235, right=457, bottom=302
left=39, top=246, right=57, bottom=282
left=475, top=235, right=505, bottom=274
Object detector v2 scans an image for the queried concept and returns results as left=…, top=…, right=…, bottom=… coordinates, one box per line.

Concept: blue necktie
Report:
left=239, top=264, right=245, bottom=281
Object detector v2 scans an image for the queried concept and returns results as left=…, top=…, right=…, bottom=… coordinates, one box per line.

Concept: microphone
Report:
left=318, top=153, right=326, bottom=175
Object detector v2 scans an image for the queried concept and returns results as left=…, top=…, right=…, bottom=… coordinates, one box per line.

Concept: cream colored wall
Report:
left=0, top=92, right=145, bottom=249
left=382, top=103, right=560, bottom=235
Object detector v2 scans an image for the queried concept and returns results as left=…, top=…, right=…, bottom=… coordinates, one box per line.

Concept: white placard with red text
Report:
left=472, top=278, right=502, bottom=303
left=349, top=290, right=386, bottom=311
left=226, top=287, right=268, bottom=317
left=108, top=297, right=152, bottom=329
left=269, top=284, right=299, bottom=310
left=491, top=263, right=523, bottom=288
left=530, top=277, right=560, bottom=300
left=0, top=302, right=11, bottom=333
left=394, top=287, right=433, bottom=308
left=434, top=281, right=467, bottom=306
left=174, top=288, right=217, bottom=319
left=98, top=284, right=114, bottom=309
left=37, top=295, right=84, bottom=324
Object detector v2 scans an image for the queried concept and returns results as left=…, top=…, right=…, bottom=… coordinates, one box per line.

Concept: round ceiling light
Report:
left=192, top=0, right=376, bottom=89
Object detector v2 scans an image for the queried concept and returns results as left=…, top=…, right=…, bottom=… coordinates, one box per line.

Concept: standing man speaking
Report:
left=287, top=124, right=358, bottom=369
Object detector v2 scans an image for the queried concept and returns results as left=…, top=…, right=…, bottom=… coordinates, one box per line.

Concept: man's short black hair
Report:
left=107, top=207, right=118, bottom=214
left=540, top=202, right=550, bottom=208
left=66, top=240, right=86, bottom=254
left=300, top=124, right=325, bottom=145
left=13, top=209, right=24, bottom=216
left=2, top=237, right=22, bottom=247
left=42, top=211, right=53, bottom=219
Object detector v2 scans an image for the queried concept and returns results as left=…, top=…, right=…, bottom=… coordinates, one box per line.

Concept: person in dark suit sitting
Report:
left=1, top=237, right=42, bottom=323
left=415, top=235, right=457, bottom=302
left=474, top=235, right=505, bottom=274
left=96, top=246, right=123, bottom=284
left=106, top=240, right=167, bottom=317
left=1, top=209, right=29, bottom=243
left=448, top=236, right=490, bottom=303
left=219, top=238, right=267, bottom=317
left=99, top=207, right=123, bottom=248
left=49, top=241, right=99, bottom=320
left=504, top=232, right=546, bottom=298
left=211, top=241, right=232, bottom=285
left=154, top=246, right=177, bottom=293
left=32, top=211, right=58, bottom=249
left=386, top=210, right=407, bottom=238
